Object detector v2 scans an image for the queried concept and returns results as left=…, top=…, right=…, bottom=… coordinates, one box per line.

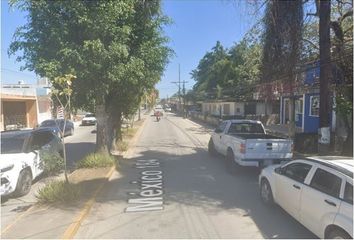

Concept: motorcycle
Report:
left=155, top=111, right=161, bottom=122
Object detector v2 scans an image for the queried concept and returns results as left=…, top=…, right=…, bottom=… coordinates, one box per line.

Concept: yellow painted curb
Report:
left=61, top=166, right=115, bottom=239
left=61, top=117, right=147, bottom=239
left=1, top=204, right=49, bottom=236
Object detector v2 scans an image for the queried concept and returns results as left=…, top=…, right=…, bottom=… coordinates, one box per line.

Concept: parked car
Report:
left=38, top=119, right=74, bottom=137
left=208, top=120, right=293, bottom=170
left=0, top=129, right=64, bottom=197
left=81, top=113, right=96, bottom=126
left=259, top=156, right=353, bottom=239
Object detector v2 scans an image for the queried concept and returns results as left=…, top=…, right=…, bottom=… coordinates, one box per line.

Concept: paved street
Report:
left=74, top=113, right=316, bottom=239
left=1, top=124, right=96, bottom=231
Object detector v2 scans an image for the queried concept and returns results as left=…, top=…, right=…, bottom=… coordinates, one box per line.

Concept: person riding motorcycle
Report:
left=155, top=111, right=161, bottom=121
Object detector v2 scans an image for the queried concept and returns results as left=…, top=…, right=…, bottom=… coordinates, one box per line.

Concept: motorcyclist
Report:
left=156, top=111, right=161, bottom=121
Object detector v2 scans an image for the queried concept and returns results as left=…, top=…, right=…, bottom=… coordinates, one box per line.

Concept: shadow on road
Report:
left=65, top=142, right=96, bottom=169
left=90, top=148, right=316, bottom=239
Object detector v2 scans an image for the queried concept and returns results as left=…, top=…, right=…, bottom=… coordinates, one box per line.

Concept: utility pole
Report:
left=318, top=0, right=331, bottom=154
left=171, top=64, right=187, bottom=116
left=182, top=79, right=188, bottom=118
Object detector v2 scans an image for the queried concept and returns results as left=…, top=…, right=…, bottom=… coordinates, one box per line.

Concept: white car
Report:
left=154, top=106, right=164, bottom=116
left=259, top=156, right=353, bottom=239
left=81, top=113, right=97, bottom=126
left=1, top=129, right=63, bottom=197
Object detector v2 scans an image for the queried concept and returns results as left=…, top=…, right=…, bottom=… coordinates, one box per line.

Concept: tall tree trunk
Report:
left=106, top=110, right=122, bottom=154
left=318, top=0, right=332, bottom=155
left=96, top=104, right=109, bottom=153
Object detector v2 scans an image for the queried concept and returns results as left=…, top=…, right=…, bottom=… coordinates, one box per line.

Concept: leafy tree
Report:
left=191, top=35, right=262, bottom=103
left=51, top=74, right=76, bottom=182
left=9, top=0, right=171, bottom=153
left=261, top=0, right=303, bottom=138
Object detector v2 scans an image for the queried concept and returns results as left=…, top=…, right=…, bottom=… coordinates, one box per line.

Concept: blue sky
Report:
left=1, top=0, right=261, bottom=97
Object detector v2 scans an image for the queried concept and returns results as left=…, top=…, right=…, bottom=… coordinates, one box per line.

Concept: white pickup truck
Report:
left=208, top=120, right=293, bottom=169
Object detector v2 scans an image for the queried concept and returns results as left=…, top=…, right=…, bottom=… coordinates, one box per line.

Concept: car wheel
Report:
left=14, top=169, right=32, bottom=197
left=260, top=179, right=274, bottom=205
left=327, top=229, right=352, bottom=239
left=208, top=139, right=217, bottom=156
left=226, top=149, right=239, bottom=174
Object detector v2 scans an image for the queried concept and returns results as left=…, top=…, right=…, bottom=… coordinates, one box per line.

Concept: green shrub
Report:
left=40, top=151, right=64, bottom=175
left=116, top=141, right=128, bottom=152
left=36, top=180, right=80, bottom=204
left=76, top=152, right=115, bottom=168
left=122, top=127, right=137, bottom=138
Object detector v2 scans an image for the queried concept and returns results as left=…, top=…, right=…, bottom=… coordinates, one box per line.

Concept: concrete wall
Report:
left=202, top=102, right=238, bottom=116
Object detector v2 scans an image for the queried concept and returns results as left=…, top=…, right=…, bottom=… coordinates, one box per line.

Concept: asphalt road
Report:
left=1, top=124, right=96, bottom=231
left=75, top=113, right=316, bottom=239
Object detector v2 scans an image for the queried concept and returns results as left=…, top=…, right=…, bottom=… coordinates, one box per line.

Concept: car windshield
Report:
left=85, top=114, right=95, bottom=118
left=1, top=137, right=26, bottom=154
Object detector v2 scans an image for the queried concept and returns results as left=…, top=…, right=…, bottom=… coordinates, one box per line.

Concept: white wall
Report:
left=202, top=102, right=239, bottom=116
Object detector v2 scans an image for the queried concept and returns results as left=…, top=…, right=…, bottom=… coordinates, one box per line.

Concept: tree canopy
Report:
left=190, top=30, right=262, bottom=102
left=9, top=0, right=171, bottom=152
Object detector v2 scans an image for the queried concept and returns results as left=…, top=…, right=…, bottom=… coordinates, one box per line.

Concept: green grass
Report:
left=122, top=127, right=138, bottom=138
left=36, top=180, right=80, bottom=204
left=116, top=141, right=128, bottom=152
left=76, top=152, right=116, bottom=168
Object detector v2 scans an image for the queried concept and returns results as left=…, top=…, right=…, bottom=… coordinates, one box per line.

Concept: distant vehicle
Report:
left=38, top=119, right=74, bottom=137
left=0, top=129, right=64, bottom=197
left=259, top=156, right=353, bottom=239
left=208, top=120, right=293, bottom=170
left=81, top=113, right=97, bottom=126
left=154, top=106, right=164, bottom=117
left=164, top=106, right=172, bottom=112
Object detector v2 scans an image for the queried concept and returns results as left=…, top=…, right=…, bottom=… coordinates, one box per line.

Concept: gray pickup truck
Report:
left=208, top=120, right=293, bottom=169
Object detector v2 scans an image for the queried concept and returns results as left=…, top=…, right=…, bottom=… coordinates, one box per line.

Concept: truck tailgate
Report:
left=244, top=139, right=292, bottom=159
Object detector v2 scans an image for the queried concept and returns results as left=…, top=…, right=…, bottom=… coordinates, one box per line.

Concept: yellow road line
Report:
left=61, top=166, right=115, bottom=239
left=1, top=204, right=50, bottom=236
left=62, top=118, right=147, bottom=239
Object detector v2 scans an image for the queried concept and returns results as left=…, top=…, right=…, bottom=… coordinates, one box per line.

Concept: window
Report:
left=310, top=168, right=342, bottom=198
left=244, top=102, right=256, bottom=115
left=215, top=121, right=227, bottom=133
left=310, top=96, right=319, bottom=116
left=1, top=137, right=26, bottom=154
left=223, top=104, right=230, bottom=115
left=343, top=182, right=353, bottom=205
left=228, top=123, right=265, bottom=134
left=295, top=98, right=303, bottom=114
left=283, top=163, right=312, bottom=183
left=31, top=132, right=54, bottom=150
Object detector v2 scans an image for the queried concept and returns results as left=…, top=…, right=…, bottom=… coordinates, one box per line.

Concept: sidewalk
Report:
left=1, top=117, right=148, bottom=239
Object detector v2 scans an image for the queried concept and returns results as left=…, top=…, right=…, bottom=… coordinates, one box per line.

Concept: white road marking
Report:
left=125, top=159, right=164, bottom=213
